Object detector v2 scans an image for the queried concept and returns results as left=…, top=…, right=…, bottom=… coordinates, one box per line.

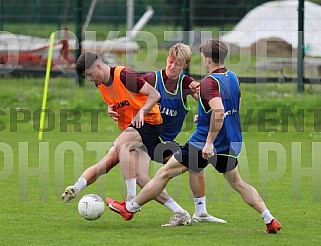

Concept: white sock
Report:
left=126, top=200, right=141, bottom=212
left=74, top=177, right=87, bottom=193
left=125, top=178, right=137, bottom=201
left=164, top=197, right=185, bottom=214
left=194, top=196, right=207, bottom=216
left=261, top=209, right=274, bottom=224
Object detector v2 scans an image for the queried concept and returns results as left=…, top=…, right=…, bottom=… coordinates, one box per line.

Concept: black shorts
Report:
left=173, top=142, right=238, bottom=173
left=150, top=138, right=181, bottom=164
left=130, top=123, right=163, bottom=158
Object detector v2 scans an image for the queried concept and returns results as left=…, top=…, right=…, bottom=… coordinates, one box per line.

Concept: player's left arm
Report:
left=192, top=92, right=198, bottom=101
left=189, top=80, right=199, bottom=100
left=186, top=76, right=199, bottom=101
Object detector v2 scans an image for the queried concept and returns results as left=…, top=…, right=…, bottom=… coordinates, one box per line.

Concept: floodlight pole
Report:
left=182, top=0, right=190, bottom=75
left=127, top=0, right=134, bottom=31
left=297, top=0, right=304, bottom=93
left=0, top=0, right=3, bottom=31
left=126, top=0, right=134, bottom=66
left=76, top=0, right=84, bottom=86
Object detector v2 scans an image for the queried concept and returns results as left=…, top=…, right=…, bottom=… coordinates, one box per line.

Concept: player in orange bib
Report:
left=96, top=65, right=162, bottom=131
left=77, top=51, right=163, bottom=156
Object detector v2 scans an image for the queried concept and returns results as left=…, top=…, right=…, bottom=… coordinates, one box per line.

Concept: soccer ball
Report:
left=78, top=194, right=105, bottom=221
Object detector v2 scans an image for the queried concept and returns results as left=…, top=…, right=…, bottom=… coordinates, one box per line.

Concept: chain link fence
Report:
left=0, top=0, right=321, bottom=84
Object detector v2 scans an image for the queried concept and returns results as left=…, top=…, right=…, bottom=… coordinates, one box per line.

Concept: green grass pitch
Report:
left=1, top=78, right=321, bottom=245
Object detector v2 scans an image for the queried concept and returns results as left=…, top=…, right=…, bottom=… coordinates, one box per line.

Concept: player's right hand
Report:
left=202, top=142, right=215, bottom=160
left=108, top=104, right=119, bottom=121
left=131, top=109, right=144, bottom=128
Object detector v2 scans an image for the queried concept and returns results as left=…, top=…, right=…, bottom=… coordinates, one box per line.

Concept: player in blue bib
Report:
left=188, top=70, right=242, bottom=165
left=139, top=43, right=226, bottom=223
left=155, top=70, right=188, bottom=142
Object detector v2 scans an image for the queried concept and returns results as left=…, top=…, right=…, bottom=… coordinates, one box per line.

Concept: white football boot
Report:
left=61, top=186, right=79, bottom=203
left=192, top=213, right=227, bottom=223
left=162, top=211, right=192, bottom=227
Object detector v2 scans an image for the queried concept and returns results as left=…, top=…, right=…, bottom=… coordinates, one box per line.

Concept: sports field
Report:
left=1, top=78, right=321, bottom=245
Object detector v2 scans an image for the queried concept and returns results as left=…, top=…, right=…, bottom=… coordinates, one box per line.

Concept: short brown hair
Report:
left=76, top=51, right=99, bottom=74
left=167, top=43, right=191, bottom=65
left=199, top=39, right=228, bottom=64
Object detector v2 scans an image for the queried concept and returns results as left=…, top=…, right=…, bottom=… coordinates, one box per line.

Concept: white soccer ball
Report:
left=78, top=194, right=105, bottom=221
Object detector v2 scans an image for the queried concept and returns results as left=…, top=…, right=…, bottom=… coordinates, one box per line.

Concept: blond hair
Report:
left=167, top=43, right=192, bottom=65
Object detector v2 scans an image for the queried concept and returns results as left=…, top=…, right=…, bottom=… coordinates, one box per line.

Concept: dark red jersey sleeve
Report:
left=119, top=67, right=146, bottom=93
left=200, top=76, right=221, bottom=111
left=140, top=72, right=156, bottom=87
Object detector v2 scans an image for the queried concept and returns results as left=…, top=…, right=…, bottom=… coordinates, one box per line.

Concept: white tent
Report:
left=221, top=0, right=321, bottom=57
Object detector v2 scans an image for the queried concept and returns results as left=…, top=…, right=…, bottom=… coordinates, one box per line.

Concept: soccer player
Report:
left=106, top=39, right=282, bottom=234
